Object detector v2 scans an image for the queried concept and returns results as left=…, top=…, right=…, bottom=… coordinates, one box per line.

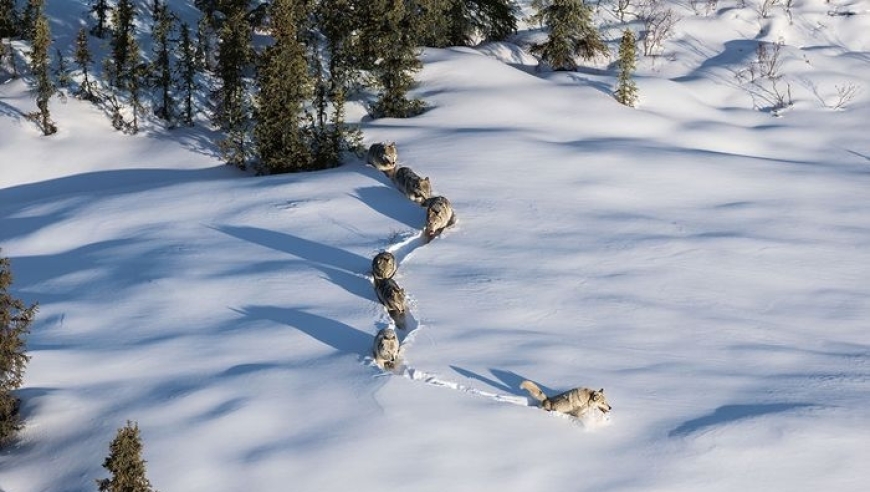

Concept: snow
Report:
left=2, top=1, right=869, bottom=491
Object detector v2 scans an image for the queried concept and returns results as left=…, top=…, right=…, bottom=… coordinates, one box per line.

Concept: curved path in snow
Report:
left=364, top=161, right=531, bottom=410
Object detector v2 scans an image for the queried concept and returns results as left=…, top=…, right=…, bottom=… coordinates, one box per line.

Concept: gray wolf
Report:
left=520, top=380, right=612, bottom=418
left=391, top=166, right=432, bottom=204
left=423, top=196, right=455, bottom=242
left=367, top=142, right=398, bottom=173
left=373, top=327, right=400, bottom=369
left=374, top=277, right=407, bottom=327
left=371, top=251, right=397, bottom=281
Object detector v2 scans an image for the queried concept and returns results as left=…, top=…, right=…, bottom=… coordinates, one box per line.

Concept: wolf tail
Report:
left=520, top=380, right=547, bottom=402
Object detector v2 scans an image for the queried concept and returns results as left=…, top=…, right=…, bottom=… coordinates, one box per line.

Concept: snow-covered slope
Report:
left=1, top=1, right=868, bottom=491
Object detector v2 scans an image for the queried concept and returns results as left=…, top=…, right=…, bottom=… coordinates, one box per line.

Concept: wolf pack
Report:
left=365, top=142, right=611, bottom=422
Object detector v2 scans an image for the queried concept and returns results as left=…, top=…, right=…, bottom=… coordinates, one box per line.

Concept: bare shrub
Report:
left=639, top=0, right=680, bottom=57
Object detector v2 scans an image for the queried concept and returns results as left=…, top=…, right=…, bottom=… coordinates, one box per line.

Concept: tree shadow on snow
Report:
left=668, top=403, right=818, bottom=437
left=212, top=225, right=374, bottom=302
left=350, top=186, right=426, bottom=229
left=232, top=305, right=371, bottom=357
left=212, top=225, right=368, bottom=274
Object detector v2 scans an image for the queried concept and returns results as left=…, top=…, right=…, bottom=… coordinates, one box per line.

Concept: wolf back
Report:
left=392, top=166, right=432, bottom=204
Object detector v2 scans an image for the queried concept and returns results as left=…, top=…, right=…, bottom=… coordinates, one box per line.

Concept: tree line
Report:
left=0, top=0, right=528, bottom=173
left=1, top=0, right=644, bottom=170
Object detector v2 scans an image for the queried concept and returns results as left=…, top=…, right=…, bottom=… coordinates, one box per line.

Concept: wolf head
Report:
left=591, top=388, right=612, bottom=413
left=372, top=251, right=397, bottom=280
left=419, top=177, right=432, bottom=197
left=383, top=142, right=397, bottom=164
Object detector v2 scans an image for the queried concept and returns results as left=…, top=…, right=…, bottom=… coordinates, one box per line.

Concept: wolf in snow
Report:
left=367, top=142, right=398, bottom=173
left=373, top=327, right=400, bottom=369
left=371, top=251, right=398, bottom=281
left=374, top=277, right=407, bottom=327
left=391, top=166, right=432, bottom=204
left=520, top=380, right=612, bottom=418
left=423, top=196, right=455, bottom=242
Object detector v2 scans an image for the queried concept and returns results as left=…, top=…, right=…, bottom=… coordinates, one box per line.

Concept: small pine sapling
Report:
left=615, top=29, right=639, bottom=107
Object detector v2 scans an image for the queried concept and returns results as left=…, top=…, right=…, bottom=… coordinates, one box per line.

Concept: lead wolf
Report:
left=374, top=277, right=407, bottom=328
left=520, top=380, right=612, bottom=418
left=391, top=166, right=432, bottom=204
left=373, top=327, right=400, bottom=369
left=423, top=196, right=456, bottom=242
left=367, top=142, right=398, bottom=174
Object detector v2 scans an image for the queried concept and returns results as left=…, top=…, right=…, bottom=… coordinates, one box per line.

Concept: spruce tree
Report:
left=54, top=47, right=71, bottom=88
left=194, top=15, right=213, bottom=72
left=0, top=0, right=20, bottom=39
left=440, top=0, right=518, bottom=47
left=615, top=28, right=638, bottom=107
left=530, top=0, right=607, bottom=71
left=215, top=1, right=253, bottom=168
left=90, top=0, right=110, bottom=38
left=110, top=0, right=136, bottom=89
left=151, top=3, right=176, bottom=122
left=177, top=22, right=197, bottom=126
left=359, top=0, right=425, bottom=118
left=96, top=421, right=156, bottom=492
left=253, top=0, right=314, bottom=174
left=313, top=0, right=363, bottom=166
left=21, top=0, right=42, bottom=41
left=29, top=6, right=56, bottom=135
left=0, top=254, right=37, bottom=446
left=127, top=37, right=146, bottom=134
left=74, top=27, right=98, bottom=101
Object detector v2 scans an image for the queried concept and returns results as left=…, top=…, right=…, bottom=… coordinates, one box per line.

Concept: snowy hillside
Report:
left=1, top=1, right=869, bottom=491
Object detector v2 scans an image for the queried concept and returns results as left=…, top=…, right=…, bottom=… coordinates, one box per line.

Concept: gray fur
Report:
left=423, top=196, right=455, bottom=242
left=374, top=277, right=406, bottom=320
left=521, top=380, right=612, bottom=418
left=371, top=251, right=397, bottom=281
left=367, top=142, right=398, bottom=173
left=392, top=166, right=432, bottom=204
left=373, top=327, right=400, bottom=369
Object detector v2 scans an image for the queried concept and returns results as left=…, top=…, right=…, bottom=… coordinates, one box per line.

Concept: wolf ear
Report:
left=599, top=388, right=605, bottom=393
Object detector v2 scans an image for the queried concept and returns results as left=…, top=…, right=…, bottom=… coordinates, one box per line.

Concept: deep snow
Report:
left=1, top=1, right=869, bottom=491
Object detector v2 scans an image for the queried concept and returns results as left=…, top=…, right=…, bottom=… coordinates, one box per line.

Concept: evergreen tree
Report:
left=96, top=421, right=156, bottom=492
left=253, top=0, right=314, bottom=174
left=215, top=1, right=253, bottom=168
left=313, top=0, right=363, bottom=166
left=127, top=37, right=147, bottom=134
left=110, top=0, right=136, bottom=88
left=74, top=27, right=98, bottom=101
left=530, top=0, right=607, bottom=71
left=29, top=6, right=57, bottom=135
left=194, top=15, right=213, bottom=72
left=90, top=0, right=110, bottom=38
left=21, top=0, right=42, bottom=41
left=0, top=254, right=37, bottom=446
left=151, top=3, right=176, bottom=122
left=440, top=0, right=518, bottom=47
left=54, top=47, right=71, bottom=88
left=177, top=22, right=197, bottom=126
left=0, top=0, right=20, bottom=39
left=615, top=28, right=638, bottom=107
left=358, top=0, right=425, bottom=118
